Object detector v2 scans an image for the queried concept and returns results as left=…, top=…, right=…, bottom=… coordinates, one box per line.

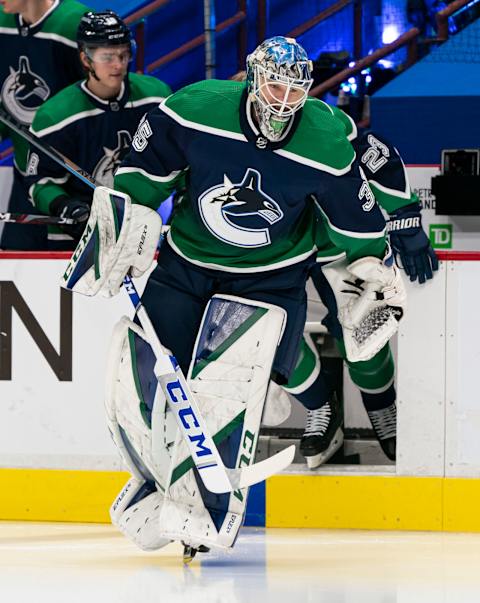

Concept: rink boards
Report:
left=0, top=251, right=480, bottom=530
left=1, top=165, right=480, bottom=531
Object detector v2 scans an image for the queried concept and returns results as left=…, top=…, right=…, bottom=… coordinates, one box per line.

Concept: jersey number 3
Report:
left=361, top=134, right=390, bottom=173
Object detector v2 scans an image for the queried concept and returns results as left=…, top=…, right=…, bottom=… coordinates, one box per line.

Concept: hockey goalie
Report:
left=60, top=34, right=406, bottom=562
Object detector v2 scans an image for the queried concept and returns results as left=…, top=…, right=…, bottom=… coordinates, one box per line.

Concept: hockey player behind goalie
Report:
left=61, top=36, right=406, bottom=558
left=0, top=0, right=90, bottom=250
left=287, top=121, right=437, bottom=468
left=26, top=10, right=171, bottom=250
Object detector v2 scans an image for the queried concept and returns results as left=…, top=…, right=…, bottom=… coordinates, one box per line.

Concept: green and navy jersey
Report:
left=28, top=73, right=172, bottom=220
left=0, top=0, right=89, bottom=171
left=313, top=107, right=418, bottom=263
left=332, top=107, right=417, bottom=213
left=114, top=79, right=387, bottom=273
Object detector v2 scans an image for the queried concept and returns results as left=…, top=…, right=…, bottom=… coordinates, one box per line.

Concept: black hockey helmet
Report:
left=77, top=10, right=132, bottom=51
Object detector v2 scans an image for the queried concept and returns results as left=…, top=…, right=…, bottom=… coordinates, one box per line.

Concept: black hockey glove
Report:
left=50, top=195, right=90, bottom=242
left=387, top=202, right=438, bottom=284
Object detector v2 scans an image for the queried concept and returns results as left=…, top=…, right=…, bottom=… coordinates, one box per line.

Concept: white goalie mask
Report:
left=246, top=36, right=313, bottom=142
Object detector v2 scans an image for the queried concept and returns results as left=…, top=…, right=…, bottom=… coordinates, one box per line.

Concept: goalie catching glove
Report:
left=60, top=186, right=161, bottom=297
left=323, top=252, right=407, bottom=362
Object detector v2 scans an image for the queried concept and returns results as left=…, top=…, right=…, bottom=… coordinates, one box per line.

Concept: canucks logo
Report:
left=1, top=56, right=50, bottom=125
left=198, top=168, right=284, bottom=247
left=93, top=130, right=132, bottom=187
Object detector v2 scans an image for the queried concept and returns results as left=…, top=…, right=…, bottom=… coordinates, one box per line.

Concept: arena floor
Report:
left=1, top=522, right=479, bottom=602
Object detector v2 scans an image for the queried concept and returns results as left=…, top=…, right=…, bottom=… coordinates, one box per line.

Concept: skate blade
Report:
left=183, top=546, right=196, bottom=566
left=305, top=428, right=344, bottom=470
left=183, top=544, right=210, bottom=566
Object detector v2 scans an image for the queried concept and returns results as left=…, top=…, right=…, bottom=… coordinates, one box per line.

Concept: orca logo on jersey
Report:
left=198, top=168, right=284, bottom=247
left=1, top=56, right=50, bottom=125
left=93, top=130, right=132, bottom=187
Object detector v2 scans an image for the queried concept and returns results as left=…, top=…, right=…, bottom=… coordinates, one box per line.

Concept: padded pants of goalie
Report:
left=286, top=261, right=395, bottom=410
left=0, top=167, right=48, bottom=250
left=140, top=242, right=315, bottom=383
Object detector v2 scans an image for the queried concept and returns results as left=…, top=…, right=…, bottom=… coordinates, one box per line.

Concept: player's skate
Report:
left=182, top=543, right=211, bottom=565
left=367, top=403, right=396, bottom=461
left=300, top=399, right=343, bottom=469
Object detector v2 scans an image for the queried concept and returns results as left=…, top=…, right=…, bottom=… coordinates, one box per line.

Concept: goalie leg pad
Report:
left=110, top=477, right=171, bottom=551
left=61, top=186, right=161, bottom=298
left=105, top=316, right=177, bottom=490
left=157, top=294, right=286, bottom=550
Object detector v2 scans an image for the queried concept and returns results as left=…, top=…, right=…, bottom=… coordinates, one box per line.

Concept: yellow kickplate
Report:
left=443, top=478, right=480, bottom=532
left=266, top=474, right=444, bottom=531
left=0, top=468, right=129, bottom=523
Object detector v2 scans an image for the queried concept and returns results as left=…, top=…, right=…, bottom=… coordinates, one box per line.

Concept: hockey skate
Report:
left=182, top=543, right=210, bottom=565
left=300, top=398, right=344, bottom=469
left=367, top=403, right=397, bottom=461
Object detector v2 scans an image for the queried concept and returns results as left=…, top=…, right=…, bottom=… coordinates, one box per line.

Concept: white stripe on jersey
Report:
left=129, top=97, right=167, bottom=108
left=115, top=166, right=183, bottom=183
left=34, top=31, right=77, bottom=48
left=317, top=205, right=386, bottom=239
left=274, top=147, right=355, bottom=176
left=167, top=230, right=318, bottom=273
left=31, top=109, right=104, bottom=138
left=162, top=100, right=356, bottom=176
left=160, top=101, right=248, bottom=143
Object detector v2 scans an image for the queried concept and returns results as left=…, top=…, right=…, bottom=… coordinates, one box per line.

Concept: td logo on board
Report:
left=429, top=224, right=452, bottom=249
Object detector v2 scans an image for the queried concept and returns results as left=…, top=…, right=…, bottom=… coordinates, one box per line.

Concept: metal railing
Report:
left=146, top=2, right=247, bottom=75
left=256, top=0, right=362, bottom=60
left=309, top=0, right=477, bottom=100
left=124, top=0, right=247, bottom=76
left=0, top=146, right=13, bottom=161
left=436, top=0, right=478, bottom=40
left=310, top=27, right=420, bottom=98
left=124, top=0, right=172, bottom=73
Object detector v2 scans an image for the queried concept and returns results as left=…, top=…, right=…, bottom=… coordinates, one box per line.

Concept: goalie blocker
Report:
left=106, top=295, right=286, bottom=552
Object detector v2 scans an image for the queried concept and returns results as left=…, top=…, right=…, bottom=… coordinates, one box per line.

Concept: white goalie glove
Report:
left=323, top=254, right=407, bottom=362
left=60, top=186, right=162, bottom=297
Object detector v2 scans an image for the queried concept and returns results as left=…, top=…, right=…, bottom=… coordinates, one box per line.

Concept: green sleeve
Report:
left=318, top=219, right=387, bottom=262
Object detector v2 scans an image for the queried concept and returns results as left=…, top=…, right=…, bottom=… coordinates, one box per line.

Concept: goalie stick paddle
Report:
left=0, top=108, right=295, bottom=493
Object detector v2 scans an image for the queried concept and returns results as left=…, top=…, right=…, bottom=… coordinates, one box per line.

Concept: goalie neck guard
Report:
left=246, top=36, right=313, bottom=142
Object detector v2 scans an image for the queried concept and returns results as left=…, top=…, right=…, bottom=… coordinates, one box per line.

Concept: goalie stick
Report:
left=0, top=107, right=295, bottom=494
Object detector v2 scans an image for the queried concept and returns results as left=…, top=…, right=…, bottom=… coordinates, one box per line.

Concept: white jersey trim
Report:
left=283, top=333, right=321, bottom=395
left=161, top=99, right=355, bottom=176
left=274, top=148, right=355, bottom=176
left=0, top=27, right=17, bottom=35
left=29, top=174, right=70, bottom=203
left=115, top=166, right=182, bottom=183
left=33, top=31, right=77, bottom=48
left=318, top=206, right=386, bottom=239
left=160, top=102, right=248, bottom=143
left=129, top=97, right=167, bottom=108
left=357, top=374, right=395, bottom=394
left=316, top=251, right=346, bottom=263
left=342, top=111, right=358, bottom=141
left=167, top=230, right=317, bottom=273
left=31, top=108, right=104, bottom=137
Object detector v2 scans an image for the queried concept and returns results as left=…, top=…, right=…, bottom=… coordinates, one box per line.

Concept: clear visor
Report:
left=84, top=46, right=132, bottom=65
left=253, top=64, right=313, bottom=117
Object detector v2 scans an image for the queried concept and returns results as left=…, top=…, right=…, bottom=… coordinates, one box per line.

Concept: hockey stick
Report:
left=0, top=108, right=295, bottom=493
left=0, top=212, right=77, bottom=225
